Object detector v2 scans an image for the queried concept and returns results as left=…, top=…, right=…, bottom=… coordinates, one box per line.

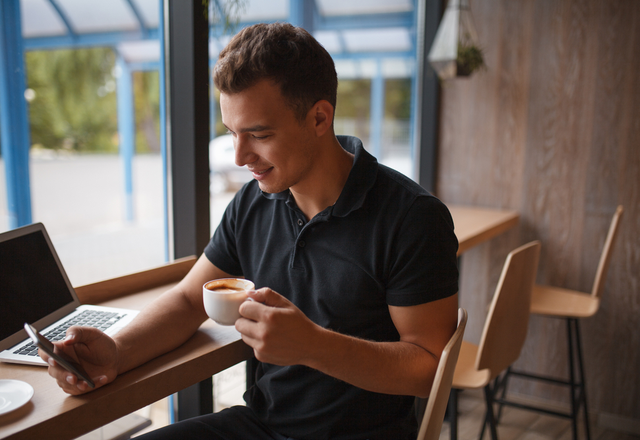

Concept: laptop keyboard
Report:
left=14, top=310, right=125, bottom=357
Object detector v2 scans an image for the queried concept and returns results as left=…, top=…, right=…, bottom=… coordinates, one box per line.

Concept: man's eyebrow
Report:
left=223, top=123, right=273, bottom=133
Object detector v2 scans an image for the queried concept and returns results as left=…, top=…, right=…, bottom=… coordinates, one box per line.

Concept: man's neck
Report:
left=290, top=137, right=354, bottom=220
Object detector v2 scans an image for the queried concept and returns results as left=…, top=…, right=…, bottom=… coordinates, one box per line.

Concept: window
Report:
left=0, top=0, right=165, bottom=286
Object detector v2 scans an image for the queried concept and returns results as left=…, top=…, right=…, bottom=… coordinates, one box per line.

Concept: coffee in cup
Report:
left=202, top=278, right=255, bottom=325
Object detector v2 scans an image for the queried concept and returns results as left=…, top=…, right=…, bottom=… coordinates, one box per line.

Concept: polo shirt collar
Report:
left=260, top=135, right=378, bottom=217
left=332, top=135, right=377, bottom=217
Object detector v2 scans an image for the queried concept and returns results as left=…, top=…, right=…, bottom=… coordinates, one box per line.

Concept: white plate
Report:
left=0, top=380, right=34, bottom=415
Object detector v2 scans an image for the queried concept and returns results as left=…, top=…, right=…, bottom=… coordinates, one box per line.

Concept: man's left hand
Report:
left=236, top=288, right=319, bottom=366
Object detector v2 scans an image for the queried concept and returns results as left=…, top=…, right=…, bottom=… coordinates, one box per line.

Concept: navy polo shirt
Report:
left=204, top=135, right=458, bottom=440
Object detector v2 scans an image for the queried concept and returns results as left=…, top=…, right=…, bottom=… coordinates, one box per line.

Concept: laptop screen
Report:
left=0, top=228, right=75, bottom=342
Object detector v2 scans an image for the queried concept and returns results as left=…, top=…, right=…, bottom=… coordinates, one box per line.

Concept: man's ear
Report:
left=309, top=100, right=334, bottom=137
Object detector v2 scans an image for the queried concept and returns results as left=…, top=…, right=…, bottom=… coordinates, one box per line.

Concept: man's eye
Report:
left=253, top=135, right=268, bottom=140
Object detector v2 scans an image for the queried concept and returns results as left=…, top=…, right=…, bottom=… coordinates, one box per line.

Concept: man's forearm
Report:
left=304, top=295, right=457, bottom=398
left=114, top=288, right=208, bottom=375
left=304, top=326, right=439, bottom=398
left=113, top=255, right=230, bottom=375
left=239, top=290, right=457, bottom=398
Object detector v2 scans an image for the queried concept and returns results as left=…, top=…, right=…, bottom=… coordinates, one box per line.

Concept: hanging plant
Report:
left=456, top=42, right=485, bottom=76
left=428, top=0, right=485, bottom=80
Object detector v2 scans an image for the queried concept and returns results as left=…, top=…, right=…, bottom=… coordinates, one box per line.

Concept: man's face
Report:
left=220, top=80, right=318, bottom=194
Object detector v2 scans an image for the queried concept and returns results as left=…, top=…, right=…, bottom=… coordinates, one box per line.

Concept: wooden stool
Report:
left=496, top=206, right=624, bottom=440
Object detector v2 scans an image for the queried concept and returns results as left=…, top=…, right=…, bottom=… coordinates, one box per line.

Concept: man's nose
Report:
left=234, top=136, right=255, bottom=167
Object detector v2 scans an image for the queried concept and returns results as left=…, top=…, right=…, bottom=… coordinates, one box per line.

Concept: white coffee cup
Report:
left=202, top=278, right=255, bottom=326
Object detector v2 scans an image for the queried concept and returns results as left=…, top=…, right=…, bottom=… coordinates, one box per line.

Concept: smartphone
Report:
left=24, top=323, right=95, bottom=389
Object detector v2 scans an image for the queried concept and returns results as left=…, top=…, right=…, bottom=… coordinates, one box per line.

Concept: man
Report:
left=43, top=23, right=459, bottom=440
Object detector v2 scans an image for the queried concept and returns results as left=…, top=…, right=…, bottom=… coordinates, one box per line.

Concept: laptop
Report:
left=0, top=222, right=139, bottom=366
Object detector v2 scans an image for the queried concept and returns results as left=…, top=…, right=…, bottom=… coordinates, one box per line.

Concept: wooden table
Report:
left=448, top=204, right=520, bottom=255
left=0, top=205, right=518, bottom=440
left=0, top=258, right=254, bottom=440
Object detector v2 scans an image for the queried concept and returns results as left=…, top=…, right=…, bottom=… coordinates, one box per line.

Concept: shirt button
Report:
left=298, top=240, right=306, bottom=248
left=297, top=219, right=303, bottom=226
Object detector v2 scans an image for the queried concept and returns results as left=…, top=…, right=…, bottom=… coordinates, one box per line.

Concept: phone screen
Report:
left=24, top=323, right=95, bottom=388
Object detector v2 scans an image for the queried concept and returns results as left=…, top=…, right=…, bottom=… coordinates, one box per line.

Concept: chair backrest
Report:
left=417, top=308, right=468, bottom=440
left=591, top=205, right=624, bottom=299
left=475, top=241, right=541, bottom=379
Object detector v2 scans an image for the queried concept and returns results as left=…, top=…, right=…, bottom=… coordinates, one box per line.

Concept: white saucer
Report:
left=0, top=380, right=34, bottom=415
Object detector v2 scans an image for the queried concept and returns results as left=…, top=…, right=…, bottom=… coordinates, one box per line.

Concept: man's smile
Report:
left=249, top=167, right=273, bottom=180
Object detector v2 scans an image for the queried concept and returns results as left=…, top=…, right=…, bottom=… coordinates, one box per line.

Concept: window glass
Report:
left=22, top=48, right=164, bottom=287
left=382, top=77, right=413, bottom=178
left=335, top=79, right=372, bottom=147
left=1, top=0, right=165, bottom=288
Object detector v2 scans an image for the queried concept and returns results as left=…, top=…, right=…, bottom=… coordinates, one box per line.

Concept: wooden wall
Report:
left=435, top=0, right=640, bottom=427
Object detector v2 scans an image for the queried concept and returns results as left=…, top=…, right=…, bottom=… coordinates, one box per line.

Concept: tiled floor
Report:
left=440, top=388, right=640, bottom=440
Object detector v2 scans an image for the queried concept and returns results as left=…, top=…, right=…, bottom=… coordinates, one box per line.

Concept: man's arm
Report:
left=112, top=254, right=233, bottom=374
left=237, top=289, right=458, bottom=398
left=42, top=254, right=233, bottom=394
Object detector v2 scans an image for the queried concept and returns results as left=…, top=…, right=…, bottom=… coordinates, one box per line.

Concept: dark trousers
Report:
left=136, top=405, right=297, bottom=440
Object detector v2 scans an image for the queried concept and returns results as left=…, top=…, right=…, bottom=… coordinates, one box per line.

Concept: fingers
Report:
left=43, top=352, right=109, bottom=395
left=42, top=326, right=116, bottom=395
left=40, top=351, right=84, bottom=395
left=240, top=289, right=277, bottom=323
left=55, top=373, right=107, bottom=395
left=238, top=287, right=316, bottom=365
left=239, top=287, right=300, bottom=325
left=62, top=325, right=102, bottom=346
left=246, top=288, right=291, bottom=308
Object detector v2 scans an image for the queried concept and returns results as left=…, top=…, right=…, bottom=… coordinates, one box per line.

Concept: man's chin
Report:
left=257, top=181, right=285, bottom=194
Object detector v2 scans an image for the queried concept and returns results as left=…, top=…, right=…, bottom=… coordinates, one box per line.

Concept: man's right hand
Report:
left=39, top=255, right=234, bottom=395
left=40, top=326, right=118, bottom=395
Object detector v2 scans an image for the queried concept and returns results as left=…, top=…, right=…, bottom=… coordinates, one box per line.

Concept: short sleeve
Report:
left=385, top=196, right=459, bottom=306
left=204, top=194, right=244, bottom=277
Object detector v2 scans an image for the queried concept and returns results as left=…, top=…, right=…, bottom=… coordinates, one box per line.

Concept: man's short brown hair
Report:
left=213, top=22, right=338, bottom=121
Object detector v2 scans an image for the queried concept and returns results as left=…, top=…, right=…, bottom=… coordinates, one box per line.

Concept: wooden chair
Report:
left=417, top=308, right=468, bottom=440
left=496, top=205, right=624, bottom=440
left=448, top=241, right=541, bottom=440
